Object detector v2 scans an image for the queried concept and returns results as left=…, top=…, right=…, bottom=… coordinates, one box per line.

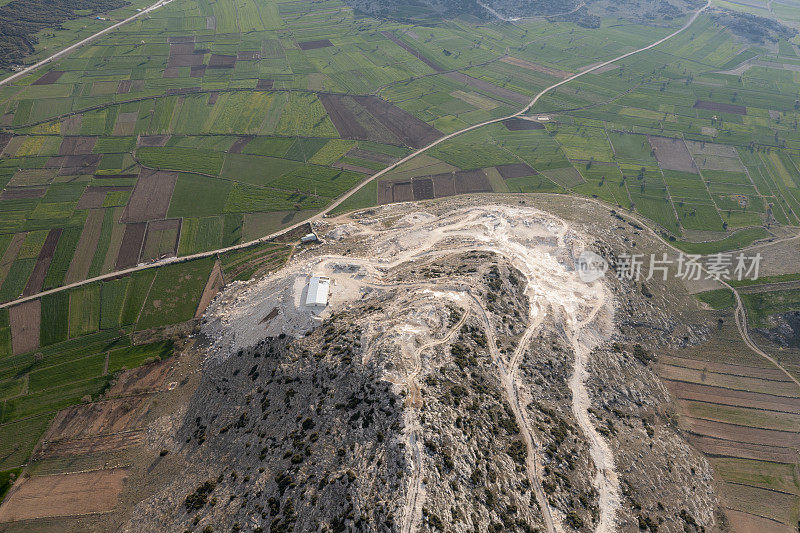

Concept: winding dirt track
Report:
left=470, top=294, right=558, bottom=533
left=0, top=0, right=711, bottom=312
left=400, top=309, right=468, bottom=533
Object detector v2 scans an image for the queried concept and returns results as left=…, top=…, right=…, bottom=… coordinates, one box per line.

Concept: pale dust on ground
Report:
left=200, top=203, right=621, bottom=531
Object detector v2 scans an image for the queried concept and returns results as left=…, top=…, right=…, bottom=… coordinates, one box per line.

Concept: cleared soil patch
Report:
left=61, top=115, right=82, bottom=133
left=117, top=80, right=132, bottom=94
left=256, top=79, right=274, bottom=90
left=165, top=87, right=200, bottom=96
left=454, top=169, right=492, bottom=193
left=320, top=94, right=442, bottom=149
left=298, top=39, right=333, bottom=50
left=445, top=72, right=530, bottom=105
left=660, top=355, right=795, bottom=382
left=381, top=31, right=442, bottom=71
left=379, top=180, right=414, bottom=203
left=94, top=174, right=137, bottom=180
left=0, top=133, right=11, bottom=153
left=208, top=54, right=236, bottom=69
left=725, top=508, right=795, bottom=533
left=9, top=300, right=40, bottom=355
left=58, top=136, right=96, bottom=156
left=502, top=118, right=545, bottom=131
left=167, top=43, right=203, bottom=68
left=354, top=95, right=442, bottom=149
left=35, top=432, right=145, bottom=459
left=648, top=135, right=699, bottom=173
left=665, top=379, right=800, bottom=414
left=58, top=154, right=102, bottom=176
left=690, top=433, right=799, bottom=463
left=695, top=100, right=747, bottom=115
left=195, top=259, right=224, bottom=317
left=500, top=56, right=571, bottom=78
left=228, top=136, right=253, bottom=154
left=115, top=223, right=147, bottom=270
left=0, top=468, right=127, bottom=521
left=319, top=94, right=397, bottom=145
left=411, top=177, right=434, bottom=200
left=107, top=360, right=170, bottom=397
left=659, top=364, right=800, bottom=397
left=685, top=417, right=800, bottom=448
left=65, top=208, right=105, bottom=284
left=190, top=65, right=206, bottom=77
left=0, top=187, right=46, bottom=200
left=379, top=170, right=491, bottom=204
left=23, top=228, right=62, bottom=296
left=31, top=70, right=65, bottom=85
left=137, top=135, right=171, bottom=147
left=37, top=397, right=149, bottom=445
left=121, top=169, right=178, bottom=223
left=431, top=172, right=457, bottom=197
left=113, top=112, right=138, bottom=136
left=77, top=185, right=132, bottom=210
left=496, top=163, right=537, bottom=179
left=76, top=187, right=107, bottom=209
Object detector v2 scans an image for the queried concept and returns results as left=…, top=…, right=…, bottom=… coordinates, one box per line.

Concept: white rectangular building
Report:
left=305, top=276, right=330, bottom=307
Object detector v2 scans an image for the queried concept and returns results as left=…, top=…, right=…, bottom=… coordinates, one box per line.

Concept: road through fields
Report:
left=0, top=0, right=713, bottom=311
left=0, top=0, right=174, bottom=88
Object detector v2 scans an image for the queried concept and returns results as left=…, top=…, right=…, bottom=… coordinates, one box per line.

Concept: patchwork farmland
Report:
left=0, top=0, right=799, bottom=527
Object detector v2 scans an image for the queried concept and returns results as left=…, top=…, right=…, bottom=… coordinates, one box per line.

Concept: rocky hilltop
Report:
left=124, top=200, right=719, bottom=532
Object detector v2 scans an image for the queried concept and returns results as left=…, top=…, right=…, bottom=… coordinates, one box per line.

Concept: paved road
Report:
left=0, top=0, right=173, bottom=88
left=0, top=1, right=711, bottom=311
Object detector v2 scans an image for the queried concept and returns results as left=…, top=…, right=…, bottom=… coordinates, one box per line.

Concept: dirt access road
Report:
left=0, top=0, right=712, bottom=312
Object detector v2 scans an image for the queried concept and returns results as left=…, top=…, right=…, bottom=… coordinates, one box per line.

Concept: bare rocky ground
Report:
left=115, top=195, right=721, bottom=533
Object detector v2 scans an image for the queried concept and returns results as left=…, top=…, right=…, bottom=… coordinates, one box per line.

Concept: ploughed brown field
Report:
left=648, top=135, right=699, bottom=174
left=31, top=70, right=65, bottom=85
left=378, top=169, right=492, bottom=204
left=9, top=299, right=40, bottom=355
left=23, top=228, right=63, bottom=296
left=319, top=94, right=442, bottom=149
left=496, top=163, right=538, bottom=179
left=297, top=39, right=333, bottom=50
left=0, top=468, right=129, bottom=522
left=502, top=118, right=545, bottom=131
left=121, top=169, right=178, bottom=223
left=659, top=324, right=800, bottom=531
left=115, top=222, right=148, bottom=270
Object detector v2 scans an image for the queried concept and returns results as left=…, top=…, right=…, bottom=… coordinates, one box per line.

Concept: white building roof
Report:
left=305, top=276, right=330, bottom=306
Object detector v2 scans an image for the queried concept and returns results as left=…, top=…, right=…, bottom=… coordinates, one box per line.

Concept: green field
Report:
left=695, top=288, right=735, bottom=309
